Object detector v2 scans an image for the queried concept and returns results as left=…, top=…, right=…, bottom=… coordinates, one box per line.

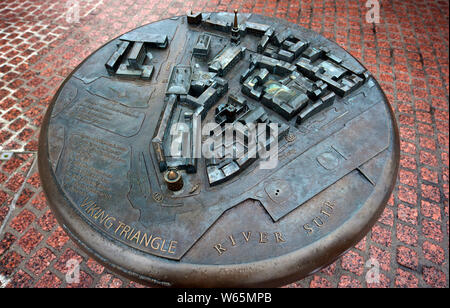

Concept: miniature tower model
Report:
left=231, top=9, right=240, bottom=44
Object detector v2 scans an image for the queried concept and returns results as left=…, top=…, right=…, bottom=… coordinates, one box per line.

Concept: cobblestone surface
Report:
left=0, top=0, right=448, bottom=288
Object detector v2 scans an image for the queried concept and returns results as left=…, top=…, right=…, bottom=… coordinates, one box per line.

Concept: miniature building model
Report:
left=42, top=11, right=397, bottom=287
left=102, top=10, right=368, bottom=186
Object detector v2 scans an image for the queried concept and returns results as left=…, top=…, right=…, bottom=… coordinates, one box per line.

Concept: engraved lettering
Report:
left=70, top=98, right=143, bottom=137
left=214, top=244, right=227, bottom=255
left=120, top=224, right=131, bottom=238
left=80, top=197, right=94, bottom=208
left=140, top=233, right=152, bottom=247
left=84, top=202, right=94, bottom=212
left=93, top=209, right=109, bottom=223
left=313, top=217, right=324, bottom=227
left=77, top=199, right=178, bottom=255
left=104, top=216, right=115, bottom=229
left=115, top=221, right=126, bottom=234
left=127, top=228, right=135, bottom=240
left=321, top=209, right=332, bottom=217
left=168, top=241, right=177, bottom=254
left=151, top=237, right=162, bottom=250
left=274, top=232, right=286, bottom=243
left=303, top=201, right=337, bottom=234
left=259, top=232, right=268, bottom=243
left=303, top=223, right=313, bottom=234
left=242, top=231, right=252, bottom=242
left=86, top=205, right=100, bottom=216
left=129, top=229, right=139, bottom=242
left=324, top=201, right=335, bottom=210
left=229, top=235, right=236, bottom=246
left=160, top=239, right=167, bottom=252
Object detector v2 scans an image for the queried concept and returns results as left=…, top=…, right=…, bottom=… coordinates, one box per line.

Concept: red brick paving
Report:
left=0, top=0, right=448, bottom=288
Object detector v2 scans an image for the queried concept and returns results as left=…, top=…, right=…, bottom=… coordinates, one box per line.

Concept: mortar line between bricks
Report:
left=390, top=0, right=425, bottom=287
left=401, top=0, right=449, bottom=287
left=0, top=153, right=36, bottom=236
left=369, top=2, right=396, bottom=288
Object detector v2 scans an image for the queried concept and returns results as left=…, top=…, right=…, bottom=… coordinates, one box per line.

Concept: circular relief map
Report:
left=38, top=12, right=399, bottom=287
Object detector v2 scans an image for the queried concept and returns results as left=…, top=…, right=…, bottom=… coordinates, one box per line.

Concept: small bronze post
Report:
left=231, top=9, right=241, bottom=44
left=164, top=168, right=184, bottom=191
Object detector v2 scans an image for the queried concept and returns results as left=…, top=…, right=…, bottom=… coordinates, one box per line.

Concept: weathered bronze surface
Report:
left=38, top=12, right=400, bottom=287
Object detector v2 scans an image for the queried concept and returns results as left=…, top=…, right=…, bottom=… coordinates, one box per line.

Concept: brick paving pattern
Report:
left=0, top=0, right=448, bottom=288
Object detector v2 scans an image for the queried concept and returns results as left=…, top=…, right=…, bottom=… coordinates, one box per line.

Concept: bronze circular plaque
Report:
left=38, top=12, right=399, bottom=287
